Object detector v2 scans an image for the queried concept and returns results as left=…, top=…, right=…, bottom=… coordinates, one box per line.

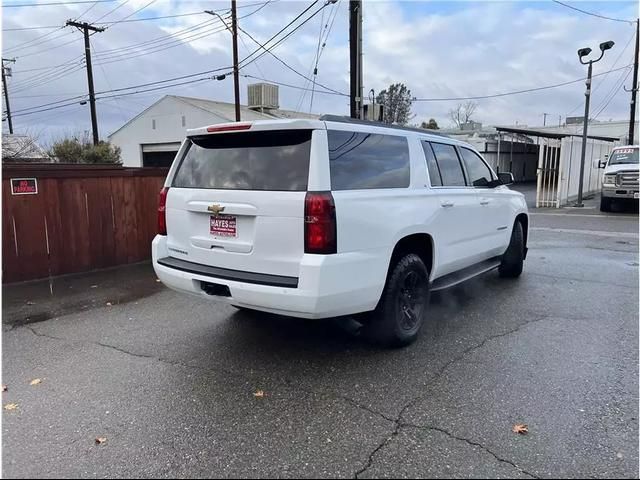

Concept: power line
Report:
left=102, top=0, right=157, bottom=29
left=90, top=0, right=130, bottom=23
left=3, top=27, right=72, bottom=54
left=93, top=18, right=220, bottom=57
left=243, top=74, right=346, bottom=96
left=4, top=0, right=118, bottom=7
left=238, top=24, right=345, bottom=96
left=4, top=25, right=61, bottom=31
left=93, top=24, right=229, bottom=66
left=592, top=68, right=633, bottom=120
left=238, top=0, right=319, bottom=66
left=412, top=64, right=634, bottom=102
left=551, top=0, right=634, bottom=24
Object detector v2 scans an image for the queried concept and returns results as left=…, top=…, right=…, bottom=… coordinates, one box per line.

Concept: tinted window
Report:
left=430, top=142, right=466, bottom=186
left=328, top=130, right=410, bottom=190
left=173, top=130, right=311, bottom=191
left=422, top=141, right=442, bottom=186
left=459, top=147, right=494, bottom=187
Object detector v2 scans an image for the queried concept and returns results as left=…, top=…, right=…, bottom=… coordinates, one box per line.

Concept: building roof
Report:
left=108, top=94, right=319, bottom=138
left=495, top=126, right=619, bottom=142
left=2, top=134, right=49, bottom=162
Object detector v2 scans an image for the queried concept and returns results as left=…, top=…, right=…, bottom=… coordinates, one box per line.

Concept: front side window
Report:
left=459, top=147, right=494, bottom=187
left=328, top=130, right=410, bottom=190
left=430, top=142, right=466, bottom=187
left=173, top=130, right=311, bottom=191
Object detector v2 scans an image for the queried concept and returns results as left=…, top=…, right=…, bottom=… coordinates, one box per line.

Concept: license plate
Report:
left=634, top=192, right=639, bottom=199
left=210, top=215, right=237, bottom=237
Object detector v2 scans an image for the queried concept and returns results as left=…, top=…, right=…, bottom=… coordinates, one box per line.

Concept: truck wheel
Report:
left=363, top=253, right=430, bottom=348
left=499, top=221, right=524, bottom=278
left=600, top=197, right=612, bottom=212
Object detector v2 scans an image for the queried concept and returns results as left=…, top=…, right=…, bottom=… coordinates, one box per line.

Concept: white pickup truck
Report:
left=600, top=145, right=639, bottom=212
left=153, top=116, right=529, bottom=347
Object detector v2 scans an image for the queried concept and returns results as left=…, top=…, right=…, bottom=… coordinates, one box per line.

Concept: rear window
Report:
left=172, top=130, right=312, bottom=191
left=328, top=130, right=410, bottom=190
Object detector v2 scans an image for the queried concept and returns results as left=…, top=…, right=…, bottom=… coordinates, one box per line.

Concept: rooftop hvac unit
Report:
left=247, top=83, right=279, bottom=111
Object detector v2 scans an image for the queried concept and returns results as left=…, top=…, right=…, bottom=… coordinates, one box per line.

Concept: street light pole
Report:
left=576, top=60, right=593, bottom=208
left=575, top=41, right=615, bottom=207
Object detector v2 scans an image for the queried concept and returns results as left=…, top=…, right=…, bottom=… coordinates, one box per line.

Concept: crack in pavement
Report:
left=23, top=316, right=549, bottom=479
left=401, top=422, right=540, bottom=479
left=353, top=314, right=552, bottom=479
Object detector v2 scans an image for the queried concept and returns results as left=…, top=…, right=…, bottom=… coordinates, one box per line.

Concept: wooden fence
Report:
left=2, top=164, right=168, bottom=283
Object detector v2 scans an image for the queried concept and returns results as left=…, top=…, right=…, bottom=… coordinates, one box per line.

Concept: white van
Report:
left=152, top=115, right=529, bottom=347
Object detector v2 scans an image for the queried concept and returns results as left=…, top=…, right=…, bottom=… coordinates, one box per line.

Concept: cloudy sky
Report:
left=1, top=0, right=637, bottom=143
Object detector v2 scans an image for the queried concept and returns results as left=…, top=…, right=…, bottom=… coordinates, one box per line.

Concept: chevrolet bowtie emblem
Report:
left=207, top=204, right=225, bottom=215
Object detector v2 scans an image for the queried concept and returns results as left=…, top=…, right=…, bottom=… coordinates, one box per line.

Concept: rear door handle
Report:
left=480, top=198, right=490, bottom=205
left=441, top=201, right=454, bottom=208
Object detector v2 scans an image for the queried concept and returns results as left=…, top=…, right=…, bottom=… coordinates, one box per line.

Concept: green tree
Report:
left=376, top=83, right=413, bottom=125
left=49, top=135, right=121, bottom=164
left=420, top=118, right=439, bottom=130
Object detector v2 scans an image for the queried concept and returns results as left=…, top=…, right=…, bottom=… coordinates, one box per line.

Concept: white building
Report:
left=2, top=133, right=50, bottom=162
left=108, top=83, right=318, bottom=167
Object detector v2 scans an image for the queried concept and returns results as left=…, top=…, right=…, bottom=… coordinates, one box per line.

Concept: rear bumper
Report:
left=152, top=236, right=388, bottom=319
left=602, top=187, right=639, bottom=199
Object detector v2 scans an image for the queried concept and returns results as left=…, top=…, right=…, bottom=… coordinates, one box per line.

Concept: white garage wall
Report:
left=108, top=96, right=231, bottom=167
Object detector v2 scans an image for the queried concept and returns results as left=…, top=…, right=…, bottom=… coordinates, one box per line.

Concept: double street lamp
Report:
left=575, top=40, right=615, bottom=207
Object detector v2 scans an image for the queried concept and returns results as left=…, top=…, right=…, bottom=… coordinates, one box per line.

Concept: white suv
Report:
left=152, top=115, right=528, bottom=347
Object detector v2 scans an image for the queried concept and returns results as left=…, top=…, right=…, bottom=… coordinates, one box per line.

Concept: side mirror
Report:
left=598, top=160, right=607, bottom=169
left=497, top=172, right=514, bottom=185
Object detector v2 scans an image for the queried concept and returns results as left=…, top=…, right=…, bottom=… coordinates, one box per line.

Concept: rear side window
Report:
left=328, top=130, right=410, bottom=190
left=430, top=142, right=466, bottom=186
left=422, top=141, right=442, bottom=186
left=172, top=130, right=311, bottom=191
left=459, top=147, right=494, bottom=187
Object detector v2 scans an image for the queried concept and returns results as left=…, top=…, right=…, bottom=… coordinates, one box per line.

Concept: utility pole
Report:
left=542, top=112, right=548, bottom=126
left=349, top=0, right=362, bottom=119
left=66, top=20, right=104, bottom=145
left=205, top=4, right=240, bottom=121
left=2, top=58, right=16, bottom=134
left=626, top=19, right=639, bottom=144
left=231, top=1, right=241, bottom=121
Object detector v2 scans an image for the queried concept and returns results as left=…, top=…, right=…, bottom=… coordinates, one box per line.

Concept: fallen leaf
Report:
left=106, top=302, right=112, bottom=306
left=95, top=437, right=107, bottom=445
left=26, top=301, right=35, bottom=305
left=29, top=378, right=42, bottom=386
left=2, top=385, right=7, bottom=392
left=512, top=423, right=528, bottom=435
left=253, top=390, right=265, bottom=398
left=90, top=285, right=98, bottom=288
left=4, top=403, right=18, bottom=411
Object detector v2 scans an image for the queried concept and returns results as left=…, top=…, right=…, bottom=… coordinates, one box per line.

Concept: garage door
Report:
left=141, top=143, right=180, bottom=167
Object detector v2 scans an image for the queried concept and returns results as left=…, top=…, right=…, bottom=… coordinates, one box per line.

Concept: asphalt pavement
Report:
left=3, top=209, right=638, bottom=479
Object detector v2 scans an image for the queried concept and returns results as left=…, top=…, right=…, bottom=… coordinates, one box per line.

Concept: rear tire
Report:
left=499, top=221, right=524, bottom=278
left=362, top=253, right=430, bottom=348
left=600, top=196, right=612, bottom=212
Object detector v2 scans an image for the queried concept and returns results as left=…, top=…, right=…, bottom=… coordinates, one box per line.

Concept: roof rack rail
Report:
left=319, top=114, right=448, bottom=137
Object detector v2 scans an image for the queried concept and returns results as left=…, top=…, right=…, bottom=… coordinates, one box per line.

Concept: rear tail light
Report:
left=304, top=192, right=336, bottom=254
left=158, top=187, right=169, bottom=235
